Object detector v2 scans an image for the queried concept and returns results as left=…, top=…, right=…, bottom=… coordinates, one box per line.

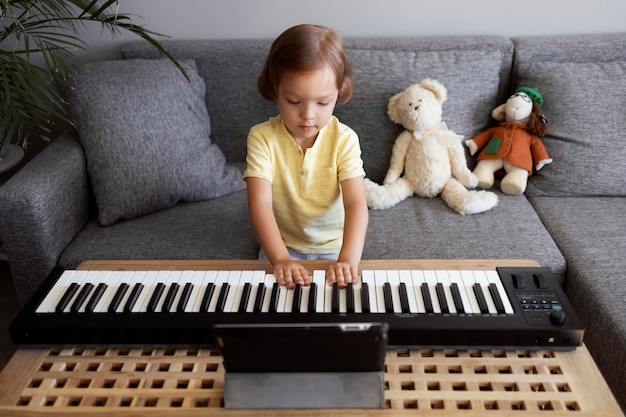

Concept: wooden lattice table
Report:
left=0, top=344, right=622, bottom=416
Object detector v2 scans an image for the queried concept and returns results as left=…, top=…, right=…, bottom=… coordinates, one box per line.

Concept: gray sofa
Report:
left=1, top=33, right=624, bottom=411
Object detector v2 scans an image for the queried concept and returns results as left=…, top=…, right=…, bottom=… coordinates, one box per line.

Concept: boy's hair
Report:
left=258, top=24, right=353, bottom=104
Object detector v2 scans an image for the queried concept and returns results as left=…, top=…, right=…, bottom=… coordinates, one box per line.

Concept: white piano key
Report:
left=352, top=279, right=363, bottom=313
left=227, top=270, right=250, bottom=313
left=486, top=270, right=514, bottom=314
left=447, top=270, right=473, bottom=314
left=460, top=270, right=481, bottom=314
left=435, top=270, right=456, bottom=314
left=423, top=270, right=441, bottom=314
left=300, top=283, right=311, bottom=313
left=472, top=270, right=497, bottom=314
left=276, top=284, right=288, bottom=313
left=410, top=270, right=427, bottom=313
left=284, top=280, right=295, bottom=313
left=247, top=270, right=267, bottom=313
left=339, top=282, right=347, bottom=313
left=208, top=270, right=231, bottom=313
left=313, top=270, right=326, bottom=313
left=134, top=271, right=160, bottom=312
left=323, top=280, right=333, bottom=313
left=398, top=270, right=418, bottom=313
left=222, top=271, right=242, bottom=313
left=386, top=270, right=402, bottom=313
left=93, top=270, right=123, bottom=313
left=36, top=270, right=80, bottom=313
left=374, top=270, right=387, bottom=314
left=361, top=270, right=377, bottom=313
left=261, top=274, right=276, bottom=313
left=186, top=271, right=211, bottom=312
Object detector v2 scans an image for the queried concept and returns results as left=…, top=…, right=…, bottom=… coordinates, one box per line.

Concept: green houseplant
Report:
left=0, top=0, right=184, bottom=169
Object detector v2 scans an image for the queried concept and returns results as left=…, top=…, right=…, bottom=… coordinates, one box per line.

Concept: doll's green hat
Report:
left=516, top=87, right=544, bottom=107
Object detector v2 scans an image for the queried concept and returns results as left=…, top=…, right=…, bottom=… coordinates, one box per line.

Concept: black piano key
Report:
left=147, top=282, right=165, bottom=313
left=85, top=283, right=107, bottom=313
left=421, top=283, right=434, bottom=313
left=331, top=283, right=339, bottom=313
left=108, top=283, right=129, bottom=313
left=307, top=282, right=317, bottom=313
left=161, top=283, right=179, bottom=312
left=56, top=283, right=80, bottom=313
left=215, top=284, right=230, bottom=313
left=473, top=283, right=489, bottom=314
left=124, top=283, right=144, bottom=312
left=450, top=283, right=465, bottom=314
left=268, top=283, right=280, bottom=313
left=254, top=283, right=266, bottom=313
left=488, top=283, right=506, bottom=314
left=383, top=282, right=394, bottom=313
left=238, top=283, right=252, bottom=313
left=292, top=284, right=302, bottom=313
left=199, top=283, right=215, bottom=312
left=399, top=282, right=410, bottom=313
left=71, top=283, right=94, bottom=313
left=346, top=283, right=355, bottom=313
left=361, top=282, right=370, bottom=313
left=177, top=283, right=193, bottom=312
left=436, top=283, right=449, bottom=314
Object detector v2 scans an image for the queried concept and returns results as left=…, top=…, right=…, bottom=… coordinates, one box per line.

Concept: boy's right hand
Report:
left=273, top=261, right=311, bottom=289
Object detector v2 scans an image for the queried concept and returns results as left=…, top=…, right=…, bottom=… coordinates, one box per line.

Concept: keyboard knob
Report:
left=549, top=310, right=566, bottom=325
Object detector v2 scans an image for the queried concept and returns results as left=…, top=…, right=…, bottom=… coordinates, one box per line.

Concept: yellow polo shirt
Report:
left=243, top=115, right=365, bottom=253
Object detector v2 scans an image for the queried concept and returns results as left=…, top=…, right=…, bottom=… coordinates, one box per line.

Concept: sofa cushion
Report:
left=528, top=196, right=626, bottom=402
left=66, top=58, right=246, bottom=226
left=516, top=61, right=626, bottom=197
left=363, top=194, right=567, bottom=285
left=338, top=48, right=506, bottom=182
left=59, top=190, right=258, bottom=267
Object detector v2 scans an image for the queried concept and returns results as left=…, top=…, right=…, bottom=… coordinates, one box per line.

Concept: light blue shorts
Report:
left=258, top=247, right=339, bottom=261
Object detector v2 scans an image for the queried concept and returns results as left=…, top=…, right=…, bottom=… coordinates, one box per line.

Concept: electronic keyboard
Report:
left=9, top=266, right=584, bottom=350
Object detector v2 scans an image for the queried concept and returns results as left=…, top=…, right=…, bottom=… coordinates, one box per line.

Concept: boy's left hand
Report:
left=326, top=262, right=358, bottom=288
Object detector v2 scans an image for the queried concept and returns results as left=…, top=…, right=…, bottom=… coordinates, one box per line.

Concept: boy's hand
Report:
left=273, top=261, right=311, bottom=289
left=326, top=262, right=358, bottom=288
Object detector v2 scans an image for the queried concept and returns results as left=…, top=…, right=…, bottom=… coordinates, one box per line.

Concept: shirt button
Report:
left=301, top=170, right=305, bottom=175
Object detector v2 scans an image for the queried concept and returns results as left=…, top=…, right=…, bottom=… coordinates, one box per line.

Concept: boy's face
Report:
left=276, top=64, right=339, bottom=146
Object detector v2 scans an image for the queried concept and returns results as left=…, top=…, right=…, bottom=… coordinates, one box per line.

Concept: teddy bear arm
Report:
left=448, top=141, right=478, bottom=188
left=384, top=132, right=411, bottom=184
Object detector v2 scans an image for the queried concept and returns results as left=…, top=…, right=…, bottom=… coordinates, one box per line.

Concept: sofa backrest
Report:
left=123, top=36, right=513, bottom=183
left=511, top=33, right=626, bottom=197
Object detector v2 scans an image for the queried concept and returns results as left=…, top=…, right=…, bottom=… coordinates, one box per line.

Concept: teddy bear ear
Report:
left=387, top=91, right=404, bottom=124
left=491, top=104, right=506, bottom=121
left=419, top=78, right=447, bottom=103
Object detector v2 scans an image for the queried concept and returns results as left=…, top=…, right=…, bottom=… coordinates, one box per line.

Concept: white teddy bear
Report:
left=364, top=79, right=498, bottom=215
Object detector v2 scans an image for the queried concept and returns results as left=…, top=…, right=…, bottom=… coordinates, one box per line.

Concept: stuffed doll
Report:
left=364, top=79, right=498, bottom=215
left=465, top=87, right=552, bottom=195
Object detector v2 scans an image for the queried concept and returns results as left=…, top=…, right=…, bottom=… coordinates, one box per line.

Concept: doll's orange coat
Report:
left=472, top=121, right=549, bottom=175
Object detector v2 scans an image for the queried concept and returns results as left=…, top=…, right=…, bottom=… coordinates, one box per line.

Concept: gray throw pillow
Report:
left=516, top=61, right=626, bottom=197
left=67, top=59, right=245, bottom=226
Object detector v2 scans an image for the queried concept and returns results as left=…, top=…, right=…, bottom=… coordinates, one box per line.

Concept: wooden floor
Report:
left=0, top=261, right=19, bottom=372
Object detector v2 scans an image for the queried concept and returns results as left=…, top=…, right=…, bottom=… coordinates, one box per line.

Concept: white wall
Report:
left=80, top=0, right=626, bottom=61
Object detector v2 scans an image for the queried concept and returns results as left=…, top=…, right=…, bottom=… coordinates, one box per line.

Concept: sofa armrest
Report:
left=0, top=131, right=93, bottom=304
